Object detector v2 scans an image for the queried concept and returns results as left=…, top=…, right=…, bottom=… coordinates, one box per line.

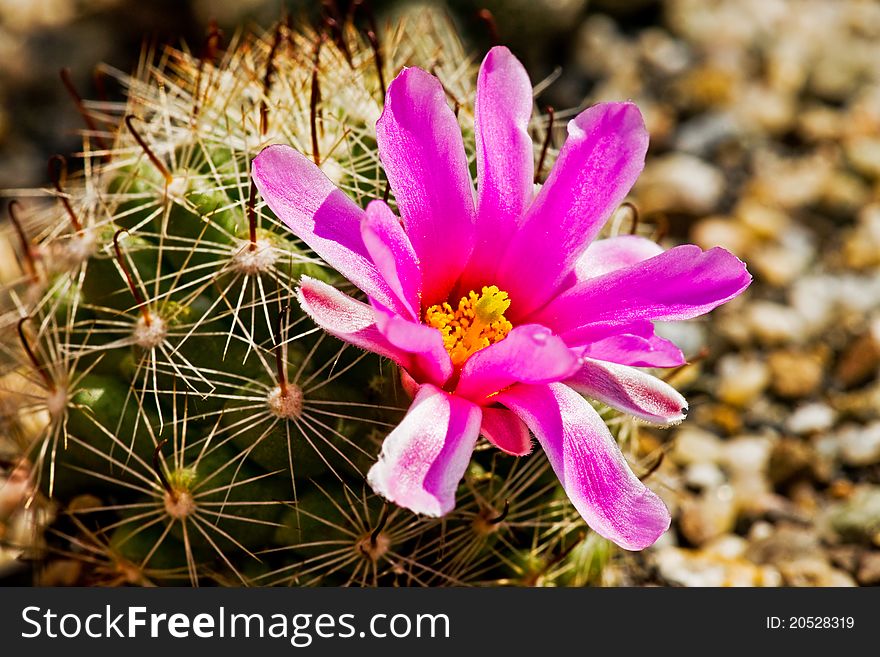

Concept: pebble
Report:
left=843, top=204, right=880, bottom=269
left=734, top=198, right=791, bottom=240
left=768, top=349, right=825, bottom=399
left=635, top=153, right=725, bottom=215
left=691, top=216, right=753, bottom=255
left=837, top=421, right=880, bottom=467
left=748, top=230, right=814, bottom=288
left=834, top=330, right=880, bottom=389
left=826, top=486, right=880, bottom=545
left=744, top=301, right=808, bottom=345
left=856, top=552, right=880, bottom=586
left=673, top=427, right=725, bottom=465
left=716, top=354, right=770, bottom=406
left=679, top=485, right=738, bottom=546
left=684, top=461, right=726, bottom=491
left=767, top=438, right=817, bottom=486
left=786, top=403, right=836, bottom=435
left=777, top=558, right=857, bottom=587
left=654, top=545, right=783, bottom=587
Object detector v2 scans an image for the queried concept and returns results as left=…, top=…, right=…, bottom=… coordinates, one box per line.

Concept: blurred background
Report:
left=2, top=0, right=879, bottom=585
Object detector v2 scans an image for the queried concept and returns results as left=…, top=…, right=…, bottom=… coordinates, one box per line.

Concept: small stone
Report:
left=679, top=485, right=737, bottom=546
left=691, top=216, right=754, bottom=255
left=786, top=403, right=836, bottom=435
left=746, top=148, right=834, bottom=209
left=825, top=486, right=880, bottom=545
left=676, top=112, right=739, bottom=156
left=672, top=427, right=724, bottom=465
left=846, top=135, right=880, bottom=179
left=744, top=301, right=807, bottom=345
left=842, top=204, right=880, bottom=269
left=738, top=84, right=795, bottom=135
left=684, top=461, right=726, bottom=491
left=749, top=231, right=814, bottom=288
left=747, top=524, right=825, bottom=566
left=777, top=558, right=857, bottom=587
left=734, top=198, right=791, bottom=240
left=703, top=535, right=748, bottom=560
left=830, top=383, right=880, bottom=421
left=768, top=438, right=817, bottom=486
left=654, top=546, right=781, bottom=587
left=828, top=545, right=862, bottom=574
left=837, top=421, right=880, bottom=467
left=716, top=354, right=770, bottom=406
left=635, top=153, right=725, bottom=215
left=722, top=436, right=773, bottom=478
left=834, top=331, right=880, bottom=389
left=856, top=552, right=880, bottom=586
left=768, top=349, right=825, bottom=399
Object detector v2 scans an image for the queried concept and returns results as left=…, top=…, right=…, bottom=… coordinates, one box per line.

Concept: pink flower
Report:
left=252, top=47, right=751, bottom=550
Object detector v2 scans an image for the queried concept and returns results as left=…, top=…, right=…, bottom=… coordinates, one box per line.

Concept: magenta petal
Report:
left=372, top=304, right=453, bottom=386
left=252, top=145, right=400, bottom=313
left=367, top=385, right=482, bottom=517
left=462, top=46, right=534, bottom=288
left=579, top=332, right=686, bottom=368
left=376, top=67, right=476, bottom=305
left=455, top=324, right=580, bottom=403
left=496, top=383, right=670, bottom=550
left=497, top=103, right=649, bottom=319
left=480, top=406, right=532, bottom=456
left=296, top=277, right=408, bottom=365
left=361, top=200, right=422, bottom=320
left=533, top=245, right=752, bottom=338
left=575, top=235, right=664, bottom=281
left=567, top=358, right=688, bottom=425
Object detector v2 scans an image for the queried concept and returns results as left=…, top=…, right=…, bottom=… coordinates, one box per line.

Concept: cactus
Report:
left=0, top=6, right=675, bottom=587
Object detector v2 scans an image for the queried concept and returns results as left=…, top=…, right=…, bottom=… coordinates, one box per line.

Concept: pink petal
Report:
left=567, top=358, right=687, bottom=425
left=480, top=406, right=532, bottom=456
left=367, top=384, right=482, bottom=517
left=575, top=235, right=664, bottom=281
left=297, top=276, right=408, bottom=364
left=372, top=303, right=453, bottom=387
left=497, top=103, right=649, bottom=320
left=376, top=67, right=476, bottom=305
left=496, top=383, right=670, bottom=550
left=579, top=332, right=686, bottom=368
left=455, top=324, right=580, bottom=403
left=361, top=200, right=422, bottom=320
left=461, top=46, right=534, bottom=289
left=252, top=145, right=401, bottom=313
left=533, top=245, right=752, bottom=340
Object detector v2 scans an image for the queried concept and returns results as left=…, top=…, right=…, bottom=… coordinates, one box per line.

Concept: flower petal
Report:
left=455, top=324, right=580, bottom=403
left=376, top=67, right=476, bottom=305
left=367, top=384, right=482, bottom=517
left=496, top=383, right=670, bottom=550
left=252, top=145, right=400, bottom=312
left=462, top=46, right=534, bottom=288
left=567, top=358, right=687, bottom=425
left=533, top=245, right=752, bottom=339
left=372, top=303, right=453, bottom=386
left=361, top=200, right=421, bottom=320
left=498, top=103, right=649, bottom=319
left=296, top=276, right=407, bottom=364
left=574, top=235, right=664, bottom=281
left=579, top=331, right=686, bottom=368
left=480, top=406, right=532, bottom=456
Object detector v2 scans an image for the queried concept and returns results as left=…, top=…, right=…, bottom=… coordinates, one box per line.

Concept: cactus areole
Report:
left=253, top=46, right=751, bottom=551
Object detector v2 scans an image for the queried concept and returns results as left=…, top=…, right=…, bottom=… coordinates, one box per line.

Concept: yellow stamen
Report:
left=424, top=285, right=513, bottom=366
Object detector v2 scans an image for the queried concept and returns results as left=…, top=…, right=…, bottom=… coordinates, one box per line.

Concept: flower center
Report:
left=424, top=285, right=513, bottom=367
